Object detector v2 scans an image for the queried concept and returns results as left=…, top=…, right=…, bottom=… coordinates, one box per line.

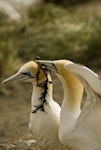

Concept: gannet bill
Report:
left=39, top=59, right=101, bottom=150
left=2, top=61, right=68, bottom=150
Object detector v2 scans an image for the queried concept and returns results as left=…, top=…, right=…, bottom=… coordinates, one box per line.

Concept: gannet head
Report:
left=2, top=61, right=48, bottom=85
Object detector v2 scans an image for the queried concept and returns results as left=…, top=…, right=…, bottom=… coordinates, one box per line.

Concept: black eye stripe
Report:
left=21, top=72, right=31, bottom=76
left=21, top=71, right=36, bottom=78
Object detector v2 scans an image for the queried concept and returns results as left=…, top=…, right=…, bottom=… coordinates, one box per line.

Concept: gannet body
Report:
left=39, top=59, right=101, bottom=150
left=2, top=61, right=68, bottom=150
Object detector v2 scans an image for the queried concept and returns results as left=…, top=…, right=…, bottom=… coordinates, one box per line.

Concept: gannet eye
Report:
left=21, top=71, right=32, bottom=77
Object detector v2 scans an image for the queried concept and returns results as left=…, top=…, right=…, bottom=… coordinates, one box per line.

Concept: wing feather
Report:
left=65, top=63, right=101, bottom=96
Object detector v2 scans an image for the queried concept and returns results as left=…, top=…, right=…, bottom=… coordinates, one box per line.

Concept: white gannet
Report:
left=39, top=59, right=101, bottom=150
left=2, top=61, right=68, bottom=150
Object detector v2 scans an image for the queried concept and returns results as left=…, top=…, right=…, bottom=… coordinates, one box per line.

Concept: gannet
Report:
left=39, top=59, right=101, bottom=150
left=2, top=61, right=68, bottom=150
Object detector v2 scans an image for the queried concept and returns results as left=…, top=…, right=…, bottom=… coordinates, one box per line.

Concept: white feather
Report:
left=65, top=63, right=101, bottom=96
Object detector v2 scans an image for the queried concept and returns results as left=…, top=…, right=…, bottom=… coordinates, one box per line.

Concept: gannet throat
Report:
left=32, top=68, right=52, bottom=113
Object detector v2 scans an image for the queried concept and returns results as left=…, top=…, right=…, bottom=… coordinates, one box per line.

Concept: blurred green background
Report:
left=0, top=0, right=101, bottom=86
left=0, top=1, right=101, bottom=147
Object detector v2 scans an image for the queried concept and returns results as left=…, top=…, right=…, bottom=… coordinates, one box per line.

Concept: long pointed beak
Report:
left=2, top=72, right=29, bottom=85
left=37, top=60, right=58, bottom=73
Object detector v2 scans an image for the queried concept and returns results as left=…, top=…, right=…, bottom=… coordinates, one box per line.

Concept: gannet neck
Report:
left=54, top=60, right=83, bottom=108
left=31, top=73, right=53, bottom=113
left=55, top=61, right=83, bottom=141
left=58, top=70, right=83, bottom=125
left=57, top=68, right=83, bottom=112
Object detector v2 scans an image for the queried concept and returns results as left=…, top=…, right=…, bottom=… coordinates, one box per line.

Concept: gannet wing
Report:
left=65, top=63, right=101, bottom=96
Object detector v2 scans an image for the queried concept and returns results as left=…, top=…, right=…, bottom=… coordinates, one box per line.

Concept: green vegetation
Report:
left=44, top=0, right=90, bottom=7
left=0, top=1, right=101, bottom=86
left=18, top=3, right=101, bottom=65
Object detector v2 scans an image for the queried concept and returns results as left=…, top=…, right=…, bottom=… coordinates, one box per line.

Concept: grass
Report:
left=17, top=3, right=101, bottom=65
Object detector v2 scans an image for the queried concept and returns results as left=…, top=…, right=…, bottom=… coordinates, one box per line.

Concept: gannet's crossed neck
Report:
left=32, top=67, right=52, bottom=113
left=56, top=65, right=83, bottom=140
